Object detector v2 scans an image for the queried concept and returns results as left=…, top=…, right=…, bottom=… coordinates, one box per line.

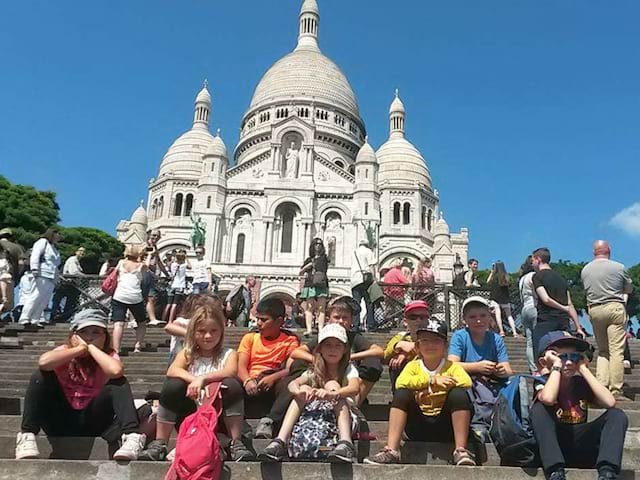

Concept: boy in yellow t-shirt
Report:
left=365, top=318, right=475, bottom=466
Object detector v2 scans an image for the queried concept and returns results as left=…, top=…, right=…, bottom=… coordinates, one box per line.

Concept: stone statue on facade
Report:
left=284, top=142, right=300, bottom=178
left=190, top=213, right=206, bottom=248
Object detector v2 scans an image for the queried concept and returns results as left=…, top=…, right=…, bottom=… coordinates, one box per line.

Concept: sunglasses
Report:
left=558, top=352, right=583, bottom=363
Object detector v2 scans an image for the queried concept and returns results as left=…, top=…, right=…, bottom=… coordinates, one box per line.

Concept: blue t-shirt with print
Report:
left=448, top=328, right=509, bottom=363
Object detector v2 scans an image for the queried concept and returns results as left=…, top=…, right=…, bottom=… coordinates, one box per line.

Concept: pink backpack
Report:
left=165, top=383, right=223, bottom=480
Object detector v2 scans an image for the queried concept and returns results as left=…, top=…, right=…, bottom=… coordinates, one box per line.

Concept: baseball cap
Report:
left=0, top=228, right=13, bottom=238
left=416, top=317, right=448, bottom=339
left=318, top=323, right=348, bottom=344
left=537, top=330, right=590, bottom=359
left=462, top=295, right=490, bottom=314
left=404, top=300, right=429, bottom=317
left=71, top=308, right=109, bottom=331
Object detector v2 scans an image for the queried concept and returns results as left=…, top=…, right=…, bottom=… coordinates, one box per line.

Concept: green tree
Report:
left=0, top=176, right=123, bottom=273
left=627, top=264, right=640, bottom=319
left=550, top=259, right=588, bottom=314
left=0, top=175, right=60, bottom=248
left=58, top=227, right=124, bottom=274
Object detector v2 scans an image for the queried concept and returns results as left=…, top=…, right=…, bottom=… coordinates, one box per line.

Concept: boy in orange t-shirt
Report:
left=238, top=298, right=299, bottom=439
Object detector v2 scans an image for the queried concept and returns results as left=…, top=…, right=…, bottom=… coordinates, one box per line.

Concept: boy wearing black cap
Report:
left=365, top=318, right=475, bottom=466
left=531, top=331, right=628, bottom=480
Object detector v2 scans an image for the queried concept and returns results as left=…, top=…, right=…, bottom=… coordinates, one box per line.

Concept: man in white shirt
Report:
left=191, top=246, right=212, bottom=294
left=351, top=239, right=377, bottom=331
left=51, top=247, right=85, bottom=322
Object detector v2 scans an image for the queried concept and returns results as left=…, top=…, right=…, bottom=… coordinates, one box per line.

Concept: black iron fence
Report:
left=52, top=276, right=522, bottom=332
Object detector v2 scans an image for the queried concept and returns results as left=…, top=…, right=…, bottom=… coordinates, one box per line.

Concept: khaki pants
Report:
left=589, top=302, right=627, bottom=395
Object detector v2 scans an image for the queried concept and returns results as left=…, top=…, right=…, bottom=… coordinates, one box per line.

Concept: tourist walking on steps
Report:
left=531, top=247, right=586, bottom=355
left=19, top=227, right=62, bottom=327
left=465, top=258, right=480, bottom=288
left=0, top=228, right=25, bottom=319
left=144, top=230, right=169, bottom=327
left=15, top=309, right=146, bottom=461
left=162, top=249, right=191, bottom=326
left=519, top=255, right=538, bottom=373
left=51, top=246, right=86, bottom=322
left=299, top=238, right=330, bottom=337
left=487, top=261, right=519, bottom=337
left=191, top=246, right=212, bottom=294
left=351, top=239, right=376, bottom=332
left=110, top=244, right=148, bottom=354
left=581, top=240, right=634, bottom=400
left=225, top=276, right=256, bottom=328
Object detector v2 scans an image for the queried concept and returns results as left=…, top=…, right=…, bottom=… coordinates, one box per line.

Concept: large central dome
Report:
left=246, top=0, right=360, bottom=120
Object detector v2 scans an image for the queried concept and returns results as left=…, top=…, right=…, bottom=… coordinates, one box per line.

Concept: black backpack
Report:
left=489, top=374, right=545, bottom=467
left=226, top=286, right=246, bottom=320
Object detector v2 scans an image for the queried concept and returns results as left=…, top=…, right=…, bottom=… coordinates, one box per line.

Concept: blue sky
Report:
left=1, top=0, right=639, bottom=271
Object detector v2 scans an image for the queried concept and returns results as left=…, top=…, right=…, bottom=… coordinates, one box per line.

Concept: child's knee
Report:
left=324, top=380, right=341, bottom=391
left=447, top=387, right=473, bottom=411
left=390, top=388, right=415, bottom=411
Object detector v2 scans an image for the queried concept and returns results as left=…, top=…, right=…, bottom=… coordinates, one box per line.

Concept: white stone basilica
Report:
left=117, top=0, right=469, bottom=300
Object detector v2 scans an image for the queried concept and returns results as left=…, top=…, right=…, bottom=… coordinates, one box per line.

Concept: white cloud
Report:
left=610, top=202, right=640, bottom=237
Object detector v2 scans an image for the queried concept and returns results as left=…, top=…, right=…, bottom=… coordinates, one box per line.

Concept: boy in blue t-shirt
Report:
left=448, top=296, right=513, bottom=440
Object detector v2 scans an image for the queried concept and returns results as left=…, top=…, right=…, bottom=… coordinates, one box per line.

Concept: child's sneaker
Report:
left=327, top=440, right=356, bottom=463
left=452, top=447, right=476, bottom=466
left=15, top=432, right=40, bottom=459
left=229, top=439, right=255, bottom=462
left=254, top=417, right=274, bottom=439
left=548, top=467, right=567, bottom=480
left=166, top=448, right=176, bottom=462
left=258, top=438, right=287, bottom=462
left=363, top=446, right=400, bottom=464
left=113, top=432, right=146, bottom=460
left=138, top=439, right=167, bottom=461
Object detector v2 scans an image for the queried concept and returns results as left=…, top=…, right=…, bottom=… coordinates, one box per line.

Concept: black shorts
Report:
left=356, top=357, right=383, bottom=383
left=167, top=288, right=187, bottom=306
left=111, top=299, right=147, bottom=324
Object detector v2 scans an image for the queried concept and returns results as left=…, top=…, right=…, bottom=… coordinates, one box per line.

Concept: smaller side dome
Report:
left=434, top=211, right=450, bottom=236
left=355, top=136, right=376, bottom=163
left=195, top=80, right=211, bottom=105
left=205, top=130, right=228, bottom=158
left=130, top=201, right=148, bottom=225
left=300, top=0, right=319, bottom=15
left=389, top=88, right=405, bottom=114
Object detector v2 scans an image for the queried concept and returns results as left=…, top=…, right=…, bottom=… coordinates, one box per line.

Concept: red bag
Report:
left=165, top=383, right=223, bottom=480
left=101, top=264, right=119, bottom=296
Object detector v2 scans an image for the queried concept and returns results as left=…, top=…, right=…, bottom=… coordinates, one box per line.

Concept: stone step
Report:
left=1, top=459, right=635, bottom=480
left=2, top=414, right=640, bottom=442
left=1, top=435, right=640, bottom=469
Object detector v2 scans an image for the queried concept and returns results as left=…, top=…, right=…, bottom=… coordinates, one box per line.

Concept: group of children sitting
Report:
left=14, top=293, right=629, bottom=479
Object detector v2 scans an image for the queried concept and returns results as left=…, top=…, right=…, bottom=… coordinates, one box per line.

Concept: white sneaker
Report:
left=148, top=319, right=166, bottom=327
left=166, top=448, right=176, bottom=463
left=15, top=432, right=40, bottom=459
left=624, top=360, right=632, bottom=369
left=113, top=432, right=146, bottom=461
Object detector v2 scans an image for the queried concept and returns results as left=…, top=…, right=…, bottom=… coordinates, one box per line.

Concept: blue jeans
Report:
left=192, top=282, right=209, bottom=294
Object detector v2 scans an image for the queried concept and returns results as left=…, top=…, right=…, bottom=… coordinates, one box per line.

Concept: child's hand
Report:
left=495, top=364, right=510, bottom=378
left=544, top=350, right=562, bottom=369
left=295, top=385, right=315, bottom=402
left=431, top=375, right=457, bottom=390
left=70, top=334, right=89, bottom=353
left=395, top=341, right=415, bottom=354
left=244, top=378, right=259, bottom=396
left=389, top=353, right=407, bottom=370
left=314, top=388, right=338, bottom=401
left=187, top=377, right=205, bottom=399
left=257, top=374, right=277, bottom=392
left=476, top=360, right=497, bottom=376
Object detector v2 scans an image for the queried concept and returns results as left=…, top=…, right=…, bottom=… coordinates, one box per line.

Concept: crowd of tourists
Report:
left=1, top=227, right=636, bottom=479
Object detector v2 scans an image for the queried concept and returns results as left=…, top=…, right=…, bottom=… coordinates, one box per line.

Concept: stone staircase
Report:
left=0, top=323, right=639, bottom=479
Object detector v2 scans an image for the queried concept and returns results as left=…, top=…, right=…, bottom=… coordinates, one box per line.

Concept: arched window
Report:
left=427, top=209, right=433, bottom=231
left=403, top=202, right=411, bottom=225
left=235, top=233, right=246, bottom=264
left=280, top=207, right=295, bottom=253
left=206, top=196, right=211, bottom=209
left=421, top=206, right=427, bottom=229
left=173, top=193, right=183, bottom=217
left=151, top=199, right=158, bottom=220
left=326, top=236, right=337, bottom=265
left=184, top=194, right=194, bottom=216
left=393, top=202, right=401, bottom=225
left=335, top=160, right=345, bottom=169
left=364, top=202, right=369, bottom=216
left=158, top=197, right=164, bottom=218
left=348, top=165, right=355, bottom=175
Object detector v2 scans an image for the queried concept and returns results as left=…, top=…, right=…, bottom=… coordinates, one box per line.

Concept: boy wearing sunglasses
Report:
left=531, top=331, right=628, bottom=480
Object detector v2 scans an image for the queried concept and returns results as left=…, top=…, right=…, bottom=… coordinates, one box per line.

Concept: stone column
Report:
left=263, top=221, right=273, bottom=262
left=225, top=220, right=235, bottom=262
left=303, top=222, right=311, bottom=261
